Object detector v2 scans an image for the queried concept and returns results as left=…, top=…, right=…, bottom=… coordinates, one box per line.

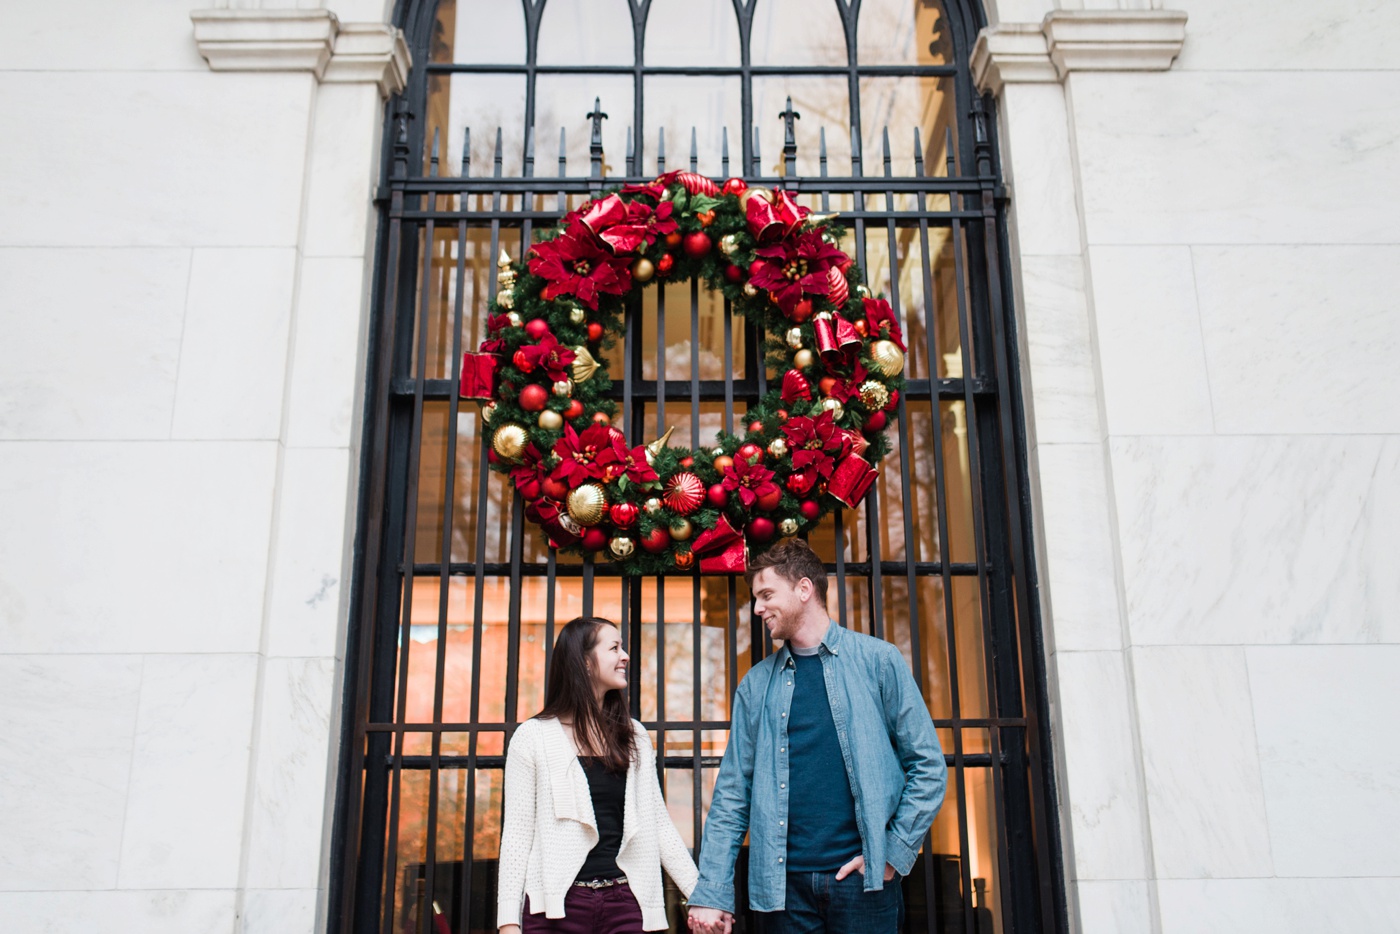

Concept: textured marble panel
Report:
left=0, top=247, right=189, bottom=440
left=1071, top=71, right=1400, bottom=245
left=1053, top=650, right=1150, bottom=880
left=302, top=83, right=381, bottom=259
left=1000, top=83, right=1081, bottom=257
left=0, top=441, right=278, bottom=654
left=1248, top=645, right=1400, bottom=877
left=0, top=656, right=141, bottom=890
left=0, top=73, right=312, bottom=248
left=0, top=0, right=209, bottom=71
left=1133, top=646, right=1272, bottom=879
left=1034, top=443, right=1122, bottom=652
left=1111, top=435, right=1400, bottom=645
left=0, top=889, right=236, bottom=934
left=1019, top=255, right=1102, bottom=445
left=241, top=888, right=319, bottom=934
left=1075, top=880, right=1152, bottom=934
left=1087, top=246, right=1213, bottom=436
left=171, top=248, right=297, bottom=440
left=117, top=654, right=258, bottom=888
left=265, top=447, right=352, bottom=658
left=1158, top=878, right=1400, bottom=934
left=284, top=257, right=371, bottom=449
left=1194, top=245, right=1400, bottom=435
left=243, top=657, right=337, bottom=890
left=1174, top=0, right=1400, bottom=72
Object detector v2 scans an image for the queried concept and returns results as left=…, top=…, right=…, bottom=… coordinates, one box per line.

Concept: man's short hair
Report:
left=745, top=538, right=829, bottom=604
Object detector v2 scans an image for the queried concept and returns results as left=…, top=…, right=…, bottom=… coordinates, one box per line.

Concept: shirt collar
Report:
left=780, top=619, right=843, bottom=666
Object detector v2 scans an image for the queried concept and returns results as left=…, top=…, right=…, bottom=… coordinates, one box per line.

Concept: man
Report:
left=687, top=539, right=946, bottom=934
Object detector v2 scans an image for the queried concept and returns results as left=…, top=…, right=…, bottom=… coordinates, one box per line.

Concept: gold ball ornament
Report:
left=855, top=284, right=870, bottom=298
left=742, top=282, right=759, bottom=298
left=669, top=518, right=694, bottom=541
left=779, top=518, right=800, bottom=537
left=569, top=306, right=587, bottom=325
left=869, top=340, right=906, bottom=378
left=506, top=311, right=523, bottom=328
left=631, top=257, right=655, bottom=283
left=643, top=497, right=663, bottom=516
left=818, top=397, right=845, bottom=421
left=609, top=535, right=636, bottom=558
left=767, top=437, right=789, bottom=459
left=785, top=327, right=804, bottom=350
left=719, top=233, right=741, bottom=257
left=492, top=424, right=528, bottom=461
left=496, top=290, right=516, bottom=310
left=566, top=483, right=608, bottom=526
left=858, top=380, right=891, bottom=410
left=793, top=348, right=814, bottom=370
left=480, top=402, right=496, bottom=424
left=552, top=379, right=573, bottom=398
left=537, top=410, right=563, bottom=430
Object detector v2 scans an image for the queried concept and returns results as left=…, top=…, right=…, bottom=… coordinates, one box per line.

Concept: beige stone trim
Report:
left=973, top=9, right=1187, bottom=95
left=191, top=8, right=411, bottom=97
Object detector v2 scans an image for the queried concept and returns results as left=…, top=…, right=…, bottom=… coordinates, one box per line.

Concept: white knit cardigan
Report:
left=496, top=716, right=699, bottom=931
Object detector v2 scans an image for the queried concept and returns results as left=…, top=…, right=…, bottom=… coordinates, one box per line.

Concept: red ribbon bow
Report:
left=813, top=314, right=862, bottom=367
left=827, top=453, right=879, bottom=507
left=745, top=188, right=810, bottom=244
left=458, top=352, right=499, bottom=400
left=691, top=514, right=747, bottom=574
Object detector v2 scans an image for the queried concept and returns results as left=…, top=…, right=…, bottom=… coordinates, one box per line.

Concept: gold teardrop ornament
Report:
left=645, top=425, right=676, bottom=464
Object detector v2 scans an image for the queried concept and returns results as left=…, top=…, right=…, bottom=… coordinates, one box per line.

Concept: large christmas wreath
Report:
left=459, top=171, right=906, bottom=574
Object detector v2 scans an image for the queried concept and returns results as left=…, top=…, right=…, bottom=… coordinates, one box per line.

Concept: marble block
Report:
left=301, top=82, right=382, bottom=259
left=1111, top=435, right=1400, bottom=646
left=284, top=257, right=372, bottom=450
left=0, top=889, right=237, bottom=934
left=1158, top=878, right=1400, bottom=934
left=1174, top=0, right=1400, bottom=72
left=1075, top=879, right=1152, bottom=934
left=1019, top=255, right=1102, bottom=445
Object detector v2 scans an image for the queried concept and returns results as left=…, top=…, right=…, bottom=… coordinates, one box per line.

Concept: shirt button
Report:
left=780, top=747, right=785, bottom=753
left=778, top=858, right=785, bottom=863
left=787, top=681, right=792, bottom=686
left=780, top=783, right=786, bottom=789
left=781, top=712, right=786, bottom=718
left=779, top=820, right=785, bottom=826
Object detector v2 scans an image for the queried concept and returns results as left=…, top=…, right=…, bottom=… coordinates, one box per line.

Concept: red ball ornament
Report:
left=818, top=376, right=838, bottom=397
left=581, top=528, right=609, bottom=552
left=749, top=258, right=770, bottom=279
left=748, top=420, right=765, bottom=434
left=540, top=284, right=557, bottom=301
left=517, top=478, right=541, bottom=501
left=657, top=253, right=675, bottom=276
left=664, top=231, right=683, bottom=248
left=541, top=475, right=569, bottom=501
left=747, top=517, right=775, bottom=542
left=721, top=177, right=748, bottom=196
left=724, top=263, right=744, bottom=284
left=756, top=487, right=782, bottom=512
left=519, top=384, right=549, bottom=412
left=713, top=454, right=734, bottom=473
left=679, top=456, right=694, bottom=468
left=592, top=412, right=611, bottom=426
left=737, top=442, right=763, bottom=464
left=587, top=321, right=605, bottom=342
left=564, top=399, right=585, bottom=420
left=663, top=472, right=705, bottom=515
left=610, top=502, right=639, bottom=528
left=640, top=526, right=671, bottom=554
left=789, top=299, right=813, bottom=323
left=800, top=500, right=821, bottom=521
left=777, top=409, right=789, bottom=422
left=863, top=411, right=887, bottom=433
left=513, top=348, right=535, bottom=373
left=524, top=318, right=550, bottom=340
left=706, top=483, right=728, bottom=508
left=884, top=390, right=900, bottom=412
left=683, top=231, right=712, bottom=258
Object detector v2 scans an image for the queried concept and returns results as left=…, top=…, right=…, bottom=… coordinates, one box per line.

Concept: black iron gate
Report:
left=330, top=1, right=1064, bottom=932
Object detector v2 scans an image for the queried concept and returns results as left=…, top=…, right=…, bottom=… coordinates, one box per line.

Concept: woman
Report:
left=497, top=617, right=697, bottom=934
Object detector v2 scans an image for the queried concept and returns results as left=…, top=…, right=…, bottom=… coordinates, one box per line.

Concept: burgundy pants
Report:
left=521, top=884, right=645, bottom=934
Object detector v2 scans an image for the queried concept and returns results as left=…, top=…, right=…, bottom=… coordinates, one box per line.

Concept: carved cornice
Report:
left=190, top=8, right=411, bottom=97
left=973, top=9, right=1187, bottom=95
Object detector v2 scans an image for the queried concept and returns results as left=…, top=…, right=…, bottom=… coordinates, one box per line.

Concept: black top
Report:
left=785, top=650, right=863, bottom=871
left=575, top=757, right=628, bottom=882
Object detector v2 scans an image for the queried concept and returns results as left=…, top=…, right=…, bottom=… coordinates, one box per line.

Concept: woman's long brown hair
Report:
left=538, top=617, right=635, bottom=773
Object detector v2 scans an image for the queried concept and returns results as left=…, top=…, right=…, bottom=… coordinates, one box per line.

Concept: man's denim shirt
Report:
left=689, top=620, right=946, bottom=914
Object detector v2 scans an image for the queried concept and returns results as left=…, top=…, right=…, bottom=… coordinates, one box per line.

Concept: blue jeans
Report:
left=758, top=871, right=903, bottom=934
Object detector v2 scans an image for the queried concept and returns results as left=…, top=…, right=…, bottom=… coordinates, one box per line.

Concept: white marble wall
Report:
left=991, top=0, right=1400, bottom=930
left=0, top=4, right=386, bottom=932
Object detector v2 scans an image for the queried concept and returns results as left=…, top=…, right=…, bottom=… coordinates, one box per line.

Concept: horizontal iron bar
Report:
left=389, top=752, right=1000, bottom=769
left=408, top=560, right=987, bottom=578
left=368, top=717, right=1028, bottom=732
left=391, top=175, right=990, bottom=194
left=393, top=377, right=995, bottom=403
left=424, top=63, right=958, bottom=78
left=393, top=209, right=986, bottom=225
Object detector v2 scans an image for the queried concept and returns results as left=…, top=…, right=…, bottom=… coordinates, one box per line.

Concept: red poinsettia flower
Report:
left=828, top=361, right=869, bottom=404
left=750, top=230, right=848, bottom=314
left=527, top=222, right=633, bottom=310
left=721, top=457, right=780, bottom=508
left=551, top=423, right=618, bottom=487
left=782, top=410, right=845, bottom=478
left=620, top=169, right=682, bottom=201
left=605, top=435, right=660, bottom=485
left=625, top=199, right=677, bottom=247
left=863, top=296, right=906, bottom=351
left=515, top=333, right=576, bottom=383
left=479, top=312, right=515, bottom=354
left=509, top=444, right=547, bottom=498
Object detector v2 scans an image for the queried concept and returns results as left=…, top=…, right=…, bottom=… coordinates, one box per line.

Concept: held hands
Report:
left=833, top=854, right=897, bottom=883
left=687, top=906, right=734, bottom=934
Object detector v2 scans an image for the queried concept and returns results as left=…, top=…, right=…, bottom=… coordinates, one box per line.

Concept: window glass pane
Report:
left=535, top=74, right=633, bottom=178
left=859, top=75, right=958, bottom=179
left=750, top=0, right=847, bottom=66
left=537, top=0, right=634, bottom=65
left=432, top=0, right=527, bottom=64
left=856, top=0, right=953, bottom=66
left=644, top=75, right=743, bottom=177
left=644, top=0, right=741, bottom=67
left=752, top=76, right=851, bottom=178
left=427, top=73, right=529, bottom=178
